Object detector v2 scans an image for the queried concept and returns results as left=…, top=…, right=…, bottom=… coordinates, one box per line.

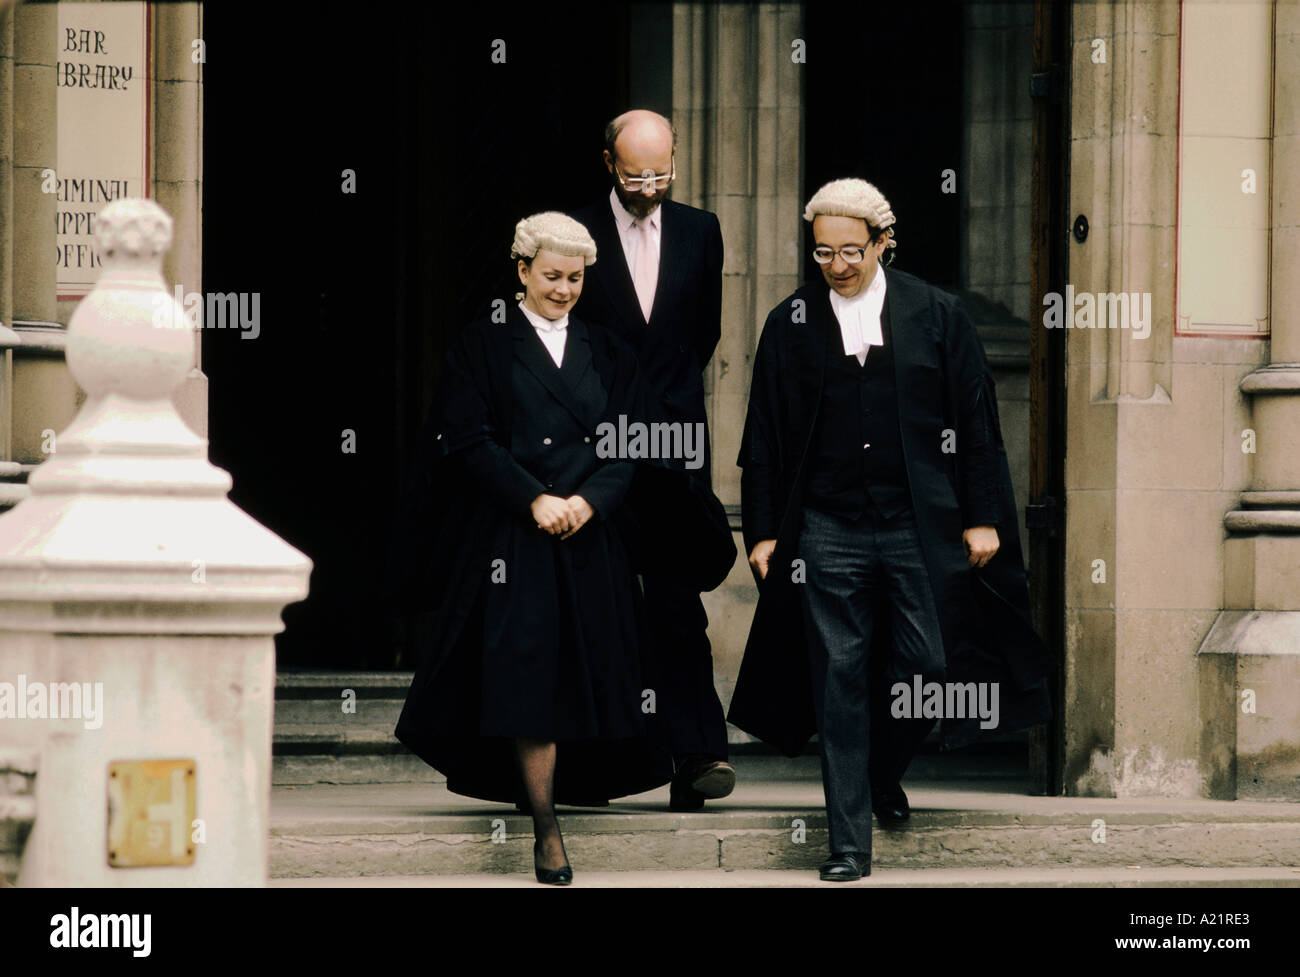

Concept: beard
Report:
left=614, top=182, right=666, bottom=219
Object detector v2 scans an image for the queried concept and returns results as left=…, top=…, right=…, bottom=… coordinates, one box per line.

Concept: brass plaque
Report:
left=106, top=759, right=196, bottom=867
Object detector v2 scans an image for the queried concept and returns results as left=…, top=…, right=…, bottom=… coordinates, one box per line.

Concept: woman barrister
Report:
left=391, top=212, right=684, bottom=885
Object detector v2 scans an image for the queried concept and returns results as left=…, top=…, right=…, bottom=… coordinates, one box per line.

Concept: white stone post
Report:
left=0, top=199, right=310, bottom=885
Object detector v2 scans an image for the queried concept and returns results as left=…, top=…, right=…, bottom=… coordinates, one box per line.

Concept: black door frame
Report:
left=1026, top=0, right=1071, bottom=796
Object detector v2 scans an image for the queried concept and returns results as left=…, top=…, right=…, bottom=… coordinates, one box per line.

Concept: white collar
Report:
left=518, top=300, right=568, bottom=333
left=828, top=264, right=886, bottom=359
left=828, top=263, right=886, bottom=312
left=609, top=185, right=662, bottom=231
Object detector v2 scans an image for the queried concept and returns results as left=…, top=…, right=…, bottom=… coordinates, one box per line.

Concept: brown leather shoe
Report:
left=688, top=759, right=737, bottom=798
left=669, top=758, right=736, bottom=811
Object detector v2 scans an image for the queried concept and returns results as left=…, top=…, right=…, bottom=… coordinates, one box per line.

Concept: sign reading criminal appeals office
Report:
left=55, top=2, right=149, bottom=299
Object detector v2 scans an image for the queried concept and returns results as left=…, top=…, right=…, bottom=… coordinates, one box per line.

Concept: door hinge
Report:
left=1029, top=65, right=1065, bottom=104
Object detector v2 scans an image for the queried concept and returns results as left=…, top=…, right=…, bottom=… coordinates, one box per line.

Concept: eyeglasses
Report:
left=615, top=158, right=676, bottom=193
left=812, top=245, right=871, bottom=265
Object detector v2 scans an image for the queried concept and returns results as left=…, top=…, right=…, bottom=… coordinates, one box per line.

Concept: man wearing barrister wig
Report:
left=729, top=179, right=1051, bottom=881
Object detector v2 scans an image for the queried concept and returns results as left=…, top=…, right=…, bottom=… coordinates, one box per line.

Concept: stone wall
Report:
left=1062, top=0, right=1289, bottom=799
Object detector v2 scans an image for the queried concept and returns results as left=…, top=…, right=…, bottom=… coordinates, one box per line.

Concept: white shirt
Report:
left=610, top=186, right=662, bottom=285
left=828, top=264, right=887, bottom=366
left=518, top=301, right=568, bottom=367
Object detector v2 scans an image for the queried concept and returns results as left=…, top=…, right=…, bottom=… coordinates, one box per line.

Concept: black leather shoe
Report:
left=873, top=785, right=910, bottom=825
left=819, top=851, right=871, bottom=881
left=533, top=840, right=572, bottom=886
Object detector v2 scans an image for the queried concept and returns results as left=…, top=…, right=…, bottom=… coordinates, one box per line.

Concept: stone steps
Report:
left=268, top=665, right=783, bottom=785
left=269, top=756, right=1300, bottom=880
left=273, top=670, right=427, bottom=785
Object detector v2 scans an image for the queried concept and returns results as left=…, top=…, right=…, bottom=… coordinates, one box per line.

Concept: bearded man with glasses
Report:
left=570, top=110, right=736, bottom=812
left=729, top=178, right=1051, bottom=881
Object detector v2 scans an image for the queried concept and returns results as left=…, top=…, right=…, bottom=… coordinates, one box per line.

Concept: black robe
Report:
left=727, top=269, right=1052, bottom=755
left=386, top=307, right=736, bottom=804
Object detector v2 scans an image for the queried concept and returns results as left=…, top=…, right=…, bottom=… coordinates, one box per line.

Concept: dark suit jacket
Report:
left=569, top=195, right=724, bottom=441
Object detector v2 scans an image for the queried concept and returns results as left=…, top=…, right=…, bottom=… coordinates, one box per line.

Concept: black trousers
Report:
left=641, top=572, right=729, bottom=766
left=798, top=503, right=945, bottom=856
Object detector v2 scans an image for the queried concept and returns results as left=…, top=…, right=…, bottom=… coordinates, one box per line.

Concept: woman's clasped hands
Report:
left=531, top=494, right=595, bottom=540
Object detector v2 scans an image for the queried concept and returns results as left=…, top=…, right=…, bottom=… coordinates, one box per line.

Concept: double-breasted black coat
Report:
left=386, top=306, right=735, bottom=804
left=727, top=269, right=1052, bottom=755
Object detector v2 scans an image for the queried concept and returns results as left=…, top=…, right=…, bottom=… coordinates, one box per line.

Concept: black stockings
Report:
left=515, top=738, right=566, bottom=870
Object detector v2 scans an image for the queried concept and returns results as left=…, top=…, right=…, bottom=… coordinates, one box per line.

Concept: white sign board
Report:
left=55, top=2, right=150, bottom=299
left=1175, top=1, right=1271, bottom=338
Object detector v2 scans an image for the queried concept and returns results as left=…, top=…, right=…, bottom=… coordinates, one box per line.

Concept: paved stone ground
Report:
left=270, top=866, right=1300, bottom=888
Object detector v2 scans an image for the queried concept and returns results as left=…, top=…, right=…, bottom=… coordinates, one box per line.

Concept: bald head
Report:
left=604, top=109, right=676, bottom=159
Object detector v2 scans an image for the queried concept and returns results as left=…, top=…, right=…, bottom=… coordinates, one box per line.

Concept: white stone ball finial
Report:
left=93, top=197, right=174, bottom=267
left=67, top=197, right=192, bottom=401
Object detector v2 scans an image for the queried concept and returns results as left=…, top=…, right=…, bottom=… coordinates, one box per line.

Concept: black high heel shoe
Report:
left=533, top=839, right=573, bottom=885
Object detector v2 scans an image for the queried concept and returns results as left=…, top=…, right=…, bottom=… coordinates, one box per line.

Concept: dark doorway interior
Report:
left=202, top=6, right=643, bottom=668
left=802, top=4, right=964, bottom=287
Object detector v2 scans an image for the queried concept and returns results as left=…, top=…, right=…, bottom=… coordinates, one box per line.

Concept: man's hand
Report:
left=749, top=539, right=777, bottom=580
left=559, top=495, right=594, bottom=539
left=531, top=494, right=574, bottom=536
left=963, top=525, right=999, bottom=568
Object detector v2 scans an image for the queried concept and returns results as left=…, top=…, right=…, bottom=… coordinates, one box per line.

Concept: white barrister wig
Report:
left=511, top=211, right=598, bottom=265
left=803, top=178, right=898, bottom=248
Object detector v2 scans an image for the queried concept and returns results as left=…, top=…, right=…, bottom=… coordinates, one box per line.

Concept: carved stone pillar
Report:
left=1063, top=1, right=1195, bottom=798
left=152, top=1, right=206, bottom=439
left=10, top=0, right=56, bottom=326
left=672, top=0, right=803, bottom=506
left=7, top=1, right=76, bottom=492
left=1199, top=2, right=1300, bottom=801
left=0, top=6, right=13, bottom=331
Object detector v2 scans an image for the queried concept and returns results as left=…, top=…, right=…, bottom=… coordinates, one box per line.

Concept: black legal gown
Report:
left=392, top=308, right=675, bottom=805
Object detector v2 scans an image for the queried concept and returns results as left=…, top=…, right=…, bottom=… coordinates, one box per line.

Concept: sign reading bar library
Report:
left=55, top=2, right=149, bottom=299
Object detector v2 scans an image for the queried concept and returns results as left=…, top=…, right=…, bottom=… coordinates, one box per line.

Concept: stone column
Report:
left=672, top=1, right=803, bottom=506
left=0, top=200, right=310, bottom=886
left=7, top=1, right=77, bottom=486
left=1199, top=2, right=1300, bottom=801
left=152, top=1, right=206, bottom=439
left=0, top=0, right=22, bottom=508
left=672, top=2, right=803, bottom=721
left=1, top=5, right=14, bottom=331
left=10, top=0, right=56, bottom=326
left=1063, top=0, right=1195, bottom=798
